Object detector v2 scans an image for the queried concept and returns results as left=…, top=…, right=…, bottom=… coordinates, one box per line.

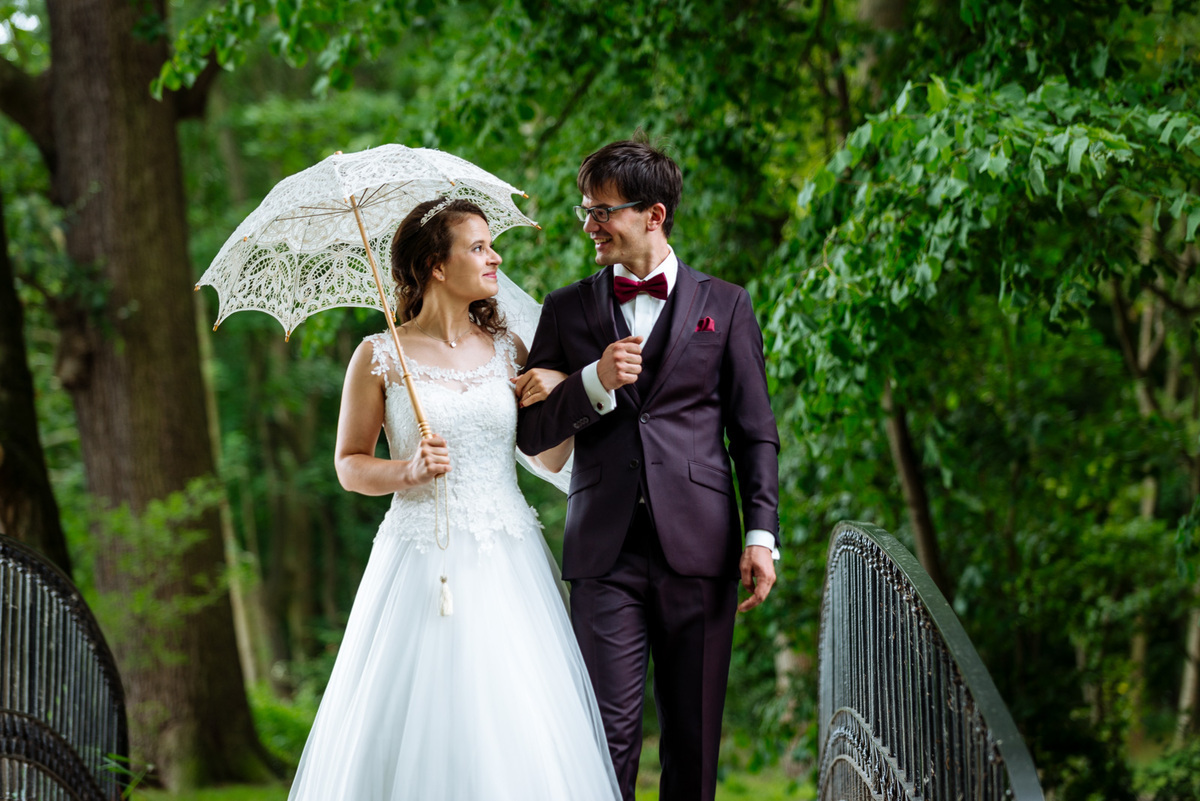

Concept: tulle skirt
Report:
left=287, top=516, right=621, bottom=801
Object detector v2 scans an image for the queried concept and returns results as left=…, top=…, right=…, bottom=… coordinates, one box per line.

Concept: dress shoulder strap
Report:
left=365, top=332, right=403, bottom=379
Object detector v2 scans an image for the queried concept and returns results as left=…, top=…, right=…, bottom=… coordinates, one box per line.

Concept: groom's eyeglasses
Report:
left=573, top=202, right=641, bottom=223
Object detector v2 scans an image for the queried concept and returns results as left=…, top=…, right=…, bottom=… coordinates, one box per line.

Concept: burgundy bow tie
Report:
left=613, top=273, right=669, bottom=304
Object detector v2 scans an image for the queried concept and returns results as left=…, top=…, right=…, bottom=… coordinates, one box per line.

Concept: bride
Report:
left=286, top=198, right=621, bottom=800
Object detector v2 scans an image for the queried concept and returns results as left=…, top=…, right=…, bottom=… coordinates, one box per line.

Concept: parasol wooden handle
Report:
left=348, top=194, right=434, bottom=440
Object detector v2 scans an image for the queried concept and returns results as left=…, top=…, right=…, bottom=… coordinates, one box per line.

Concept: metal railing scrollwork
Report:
left=818, top=522, right=1043, bottom=801
left=1, top=534, right=128, bottom=801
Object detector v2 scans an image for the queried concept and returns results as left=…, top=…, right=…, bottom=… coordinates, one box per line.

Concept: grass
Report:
left=129, top=744, right=812, bottom=801
left=130, top=769, right=809, bottom=801
left=131, top=788, right=290, bottom=801
left=633, top=736, right=812, bottom=801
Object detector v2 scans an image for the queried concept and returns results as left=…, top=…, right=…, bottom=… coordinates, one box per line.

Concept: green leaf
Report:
left=796, top=182, right=815, bottom=209
left=1090, top=44, right=1108, bottom=78
left=812, top=168, right=837, bottom=199
left=1187, top=209, right=1200, bottom=242
left=1169, top=192, right=1187, bottom=219
left=1160, top=116, right=1187, bottom=145
left=892, top=81, right=912, bottom=116
left=1029, top=156, right=1047, bottom=195
left=1147, top=111, right=1170, bottom=130
left=928, top=76, right=949, bottom=113
left=1067, top=137, right=1088, bottom=174
left=1180, top=126, right=1200, bottom=152
left=985, top=149, right=1010, bottom=178
left=848, top=123, right=872, bottom=153
left=1097, top=185, right=1123, bottom=211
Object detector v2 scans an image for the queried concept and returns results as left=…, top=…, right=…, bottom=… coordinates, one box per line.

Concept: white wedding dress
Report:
left=287, top=330, right=620, bottom=801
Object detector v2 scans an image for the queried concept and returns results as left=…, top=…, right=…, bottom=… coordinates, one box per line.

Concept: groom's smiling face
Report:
left=580, top=187, right=647, bottom=269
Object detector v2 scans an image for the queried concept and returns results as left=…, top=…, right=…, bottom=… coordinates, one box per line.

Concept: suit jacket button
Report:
left=639, top=413, right=650, bottom=423
left=574, top=417, right=589, bottom=430
left=629, top=459, right=640, bottom=469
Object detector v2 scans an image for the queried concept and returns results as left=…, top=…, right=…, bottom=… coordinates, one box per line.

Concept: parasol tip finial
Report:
left=193, top=285, right=200, bottom=291
left=522, top=192, right=529, bottom=198
left=535, top=224, right=543, bottom=230
left=449, top=180, right=456, bottom=186
left=285, top=332, right=291, bottom=343
left=212, top=324, right=219, bottom=331
left=335, top=150, right=343, bottom=155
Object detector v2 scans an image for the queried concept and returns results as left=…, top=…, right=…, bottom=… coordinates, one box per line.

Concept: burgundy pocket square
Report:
left=696, top=317, right=716, bottom=332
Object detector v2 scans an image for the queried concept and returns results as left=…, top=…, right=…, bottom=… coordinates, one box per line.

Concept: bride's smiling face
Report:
left=433, top=214, right=502, bottom=302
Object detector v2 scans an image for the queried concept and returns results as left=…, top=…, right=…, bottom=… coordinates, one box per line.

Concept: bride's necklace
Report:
left=412, top=318, right=471, bottom=348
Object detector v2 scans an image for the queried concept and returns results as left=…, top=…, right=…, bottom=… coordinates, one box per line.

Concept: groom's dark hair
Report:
left=578, top=133, right=682, bottom=238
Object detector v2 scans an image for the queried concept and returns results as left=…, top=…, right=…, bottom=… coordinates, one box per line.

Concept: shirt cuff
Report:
left=746, top=529, right=780, bottom=561
left=582, top=361, right=617, bottom=415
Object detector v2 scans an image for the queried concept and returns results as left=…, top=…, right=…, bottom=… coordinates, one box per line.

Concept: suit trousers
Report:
left=570, top=502, right=738, bottom=801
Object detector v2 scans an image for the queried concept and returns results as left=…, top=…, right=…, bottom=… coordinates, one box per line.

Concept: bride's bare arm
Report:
left=335, top=340, right=450, bottom=494
left=512, top=336, right=574, bottom=474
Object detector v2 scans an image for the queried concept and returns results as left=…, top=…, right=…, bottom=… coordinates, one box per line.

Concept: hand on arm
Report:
left=512, top=368, right=568, bottom=408
left=512, top=339, right=574, bottom=471
left=334, top=340, right=451, bottom=495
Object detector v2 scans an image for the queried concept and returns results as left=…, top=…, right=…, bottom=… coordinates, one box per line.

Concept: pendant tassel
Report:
left=434, top=475, right=452, bottom=616
left=439, top=574, right=453, bottom=616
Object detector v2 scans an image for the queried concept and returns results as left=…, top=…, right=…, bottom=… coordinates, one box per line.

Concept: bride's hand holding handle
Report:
left=405, top=434, right=451, bottom=485
left=336, top=338, right=454, bottom=495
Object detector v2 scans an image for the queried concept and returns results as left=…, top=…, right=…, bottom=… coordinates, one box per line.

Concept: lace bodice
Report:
left=366, top=331, right=541, bottom=552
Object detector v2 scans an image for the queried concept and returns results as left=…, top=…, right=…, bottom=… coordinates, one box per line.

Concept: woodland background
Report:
left=1, top=0, right=1198, bottom=798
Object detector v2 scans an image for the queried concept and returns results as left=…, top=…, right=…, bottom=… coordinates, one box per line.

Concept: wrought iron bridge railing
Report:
left=1, top=534, right=128, bottom=801
left=818, top=521, right=1043, bottom=801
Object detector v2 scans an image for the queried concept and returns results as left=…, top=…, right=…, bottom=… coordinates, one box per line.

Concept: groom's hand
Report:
left=738, top=545, right=776, bottom=612
left=598, top=336, right=644, bottom=391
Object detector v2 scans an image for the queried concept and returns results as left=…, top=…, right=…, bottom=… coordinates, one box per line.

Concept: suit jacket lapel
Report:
left=581, top=266, right=641, bottom=407
left=644, top=262, right=710, bottom=407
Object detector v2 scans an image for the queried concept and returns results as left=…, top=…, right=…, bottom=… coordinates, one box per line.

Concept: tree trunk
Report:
left=858, top=0, right=908, bottom=30
left=882, top=379, right=953, bottom=602
left=195, top=303, right=259, bottom=687
left=42, top=0, right=274, bottom=786
left=1177, top=599, right=1200, bottom=746
left=0, top=188, right=73, bottom=575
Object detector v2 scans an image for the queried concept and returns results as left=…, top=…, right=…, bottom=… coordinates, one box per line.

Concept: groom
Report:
left=515, top=137, right=779, bottom=801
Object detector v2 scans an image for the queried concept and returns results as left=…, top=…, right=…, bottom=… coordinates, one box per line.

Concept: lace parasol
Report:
left=197, top=145, right=538, bottom=340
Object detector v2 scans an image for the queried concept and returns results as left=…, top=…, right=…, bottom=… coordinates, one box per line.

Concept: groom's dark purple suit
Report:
left=517, top=260, right=779, bottom=801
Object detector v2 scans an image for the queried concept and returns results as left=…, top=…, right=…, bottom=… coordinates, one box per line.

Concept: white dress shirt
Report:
left=580, top=249, right=779, bottom=559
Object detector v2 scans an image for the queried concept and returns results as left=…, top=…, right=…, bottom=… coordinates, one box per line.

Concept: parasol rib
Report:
left=348, top=193, right=433, bottom=440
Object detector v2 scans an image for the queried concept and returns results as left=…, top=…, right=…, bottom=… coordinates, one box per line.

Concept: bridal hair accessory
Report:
left=421, top=199, right=454, bottom=227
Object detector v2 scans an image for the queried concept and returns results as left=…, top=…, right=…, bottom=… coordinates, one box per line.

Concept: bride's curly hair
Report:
left=389, top=198, right=507, bottom=337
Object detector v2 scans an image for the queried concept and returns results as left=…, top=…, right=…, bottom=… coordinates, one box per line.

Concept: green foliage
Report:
left=246, top=682, right=319, bottom=768
left=1137, top=738, right=1200, bottom=801
left=6, top=0, right=1200, bottom=795
left=1177, top=495, right=1200, bottom=580
left=73, top=477, right=228, bottom=672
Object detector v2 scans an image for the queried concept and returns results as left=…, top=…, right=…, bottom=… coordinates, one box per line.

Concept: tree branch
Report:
left=1110, top=277, right=1144, bottom=379
left=0, top=59, right=56, bottom=170
left=1143, top=280, right=1200, bottom=317
left=524, top=63, right=601, bottom=168
left=1110, top=277, right=1164, bottom=417
left=171, top=57, right=222, bottom=120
